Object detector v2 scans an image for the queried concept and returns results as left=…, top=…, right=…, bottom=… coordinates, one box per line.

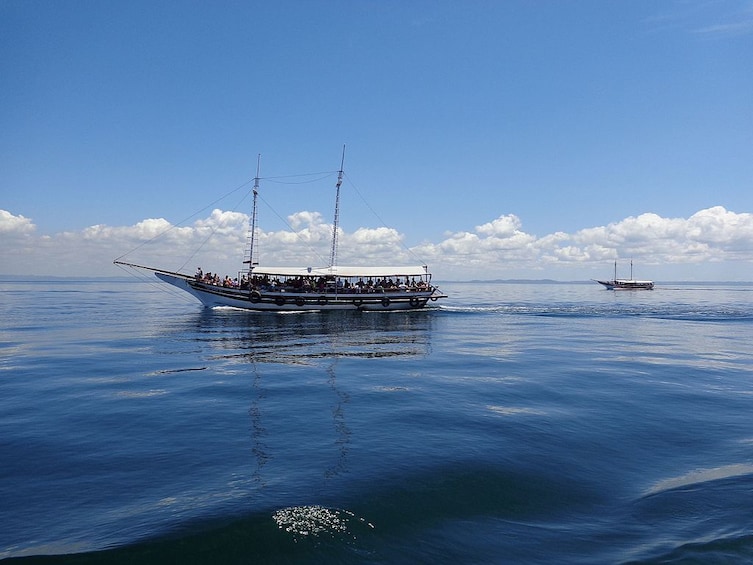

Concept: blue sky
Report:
left=2, top=0, right=752, bottom=280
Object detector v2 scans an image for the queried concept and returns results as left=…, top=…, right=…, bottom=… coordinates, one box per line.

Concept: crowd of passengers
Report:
left=194, top=267, right=430, bottom=293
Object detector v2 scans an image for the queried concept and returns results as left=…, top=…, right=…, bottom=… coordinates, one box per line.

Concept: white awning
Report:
left=249, top=265, right=429, bottom=277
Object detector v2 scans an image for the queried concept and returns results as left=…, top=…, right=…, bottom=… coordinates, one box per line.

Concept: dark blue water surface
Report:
left=2, top=279, right=752, bottom=564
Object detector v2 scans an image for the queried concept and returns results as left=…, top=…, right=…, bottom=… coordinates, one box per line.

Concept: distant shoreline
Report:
left=1, top=275, right=751, bottom=286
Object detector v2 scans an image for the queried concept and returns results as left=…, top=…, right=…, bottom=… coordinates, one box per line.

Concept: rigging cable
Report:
left=175, top=188, right=253, bottom=274
left=264, top=171, right=337, bottom=185
left=251, top=170, right=339, bottom=267
left=342, top=172, right=428, bottom=266
left=113, top=178, right=256, bottom=266
left=255, top=191, right=329, bottom=266
left=113, top=261, right=197, bottom=304
left=114, top=167, right=420, bottom=278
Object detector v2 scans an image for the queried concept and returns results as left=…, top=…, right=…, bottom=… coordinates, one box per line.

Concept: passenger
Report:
left=195, top=267, right=203, bottom=281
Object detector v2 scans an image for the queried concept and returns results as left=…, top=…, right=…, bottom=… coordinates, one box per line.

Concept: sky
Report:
left=2, top=0, right=752, bottom=281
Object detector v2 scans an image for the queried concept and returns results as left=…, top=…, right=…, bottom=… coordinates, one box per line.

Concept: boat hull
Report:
left=156, top=272, right=443, bottom=311
left=595, top=279, right=654, bottom=290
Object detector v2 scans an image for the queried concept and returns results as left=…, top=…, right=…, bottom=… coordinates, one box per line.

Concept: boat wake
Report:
left=438, top=303, right=753, bottom=321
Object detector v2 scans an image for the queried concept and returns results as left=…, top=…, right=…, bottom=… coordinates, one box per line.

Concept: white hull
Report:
left=156, top=272, right=443, bottom=311
left=595, top=261, right=653, bottom=290
left=595, top=279, right=654, bottom=290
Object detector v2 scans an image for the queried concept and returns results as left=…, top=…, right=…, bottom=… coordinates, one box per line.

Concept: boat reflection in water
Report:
left=178, top=309, right=436, bottom=493
left=192, top=309, right=436, bottom=364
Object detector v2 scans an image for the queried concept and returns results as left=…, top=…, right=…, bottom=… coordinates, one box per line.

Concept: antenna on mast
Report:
left=329, top=144, right=346, bottom=268
left=244, top=154, right=261, bottom=273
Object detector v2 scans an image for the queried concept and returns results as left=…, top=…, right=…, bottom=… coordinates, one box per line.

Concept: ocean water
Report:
left=2, top=279, right=753, bottom=564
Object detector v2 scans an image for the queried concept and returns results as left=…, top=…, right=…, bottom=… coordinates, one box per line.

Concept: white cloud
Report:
left=287, top=211, right=324, bottom=231
left=694, top=2, right=753, bottom=36
left=0, top=206, right=751, bottom=280
left=417, top=206, right=753, bottom=279
left=647, top=1, right=753, bottom=36
left=0, top=210, right=36, bottom=235
left=475, top=214, right=523, bottom=237
left=565, top=207, right=753, bottom=264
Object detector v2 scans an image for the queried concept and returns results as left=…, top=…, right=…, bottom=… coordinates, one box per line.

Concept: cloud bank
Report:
left=1, top=206, right=751, bottom=280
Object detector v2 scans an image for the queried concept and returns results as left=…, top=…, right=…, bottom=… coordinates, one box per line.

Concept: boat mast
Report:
left=329, top=144, right=346, bottom=268
left=244, top=154, right=261, bottom=274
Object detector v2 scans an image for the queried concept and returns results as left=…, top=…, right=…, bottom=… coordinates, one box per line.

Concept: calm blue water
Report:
left=2, top=279, right=753, bottom=564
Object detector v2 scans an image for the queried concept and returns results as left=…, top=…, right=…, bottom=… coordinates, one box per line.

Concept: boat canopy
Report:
left=250, top=265, right=429, bottom=278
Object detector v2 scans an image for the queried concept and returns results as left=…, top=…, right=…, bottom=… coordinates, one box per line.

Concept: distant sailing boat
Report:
left=115, top=147, right=447, bottom=310
left=594, top=260, right=654, bottom=290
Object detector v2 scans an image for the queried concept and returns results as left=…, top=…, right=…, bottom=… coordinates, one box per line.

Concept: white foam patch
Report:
left=486, top=405, right=545, bottom=416
left=645, top=463, right=753, bottom=496
left=373, top=386, right=409, bottom=392
left=272, top=505, right=374, bottom=540
left=116, top=389, right=167, bottom=398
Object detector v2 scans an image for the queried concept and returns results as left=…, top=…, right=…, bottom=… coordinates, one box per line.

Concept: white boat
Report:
left=115, top=149, right=446, bottom=311
left=594, top=260, right=654, bottom=290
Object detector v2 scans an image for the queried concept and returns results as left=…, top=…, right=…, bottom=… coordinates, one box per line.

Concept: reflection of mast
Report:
left=248, top=332, right=271, bottom=487
left=329, top=145, right=346, bottom=269
left=324, top=357, right=351, bottom=480
left=249, top=359, right=270, bottom=487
